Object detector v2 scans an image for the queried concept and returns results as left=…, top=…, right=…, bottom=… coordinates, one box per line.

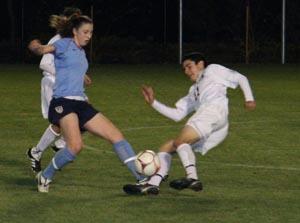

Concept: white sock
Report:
left=148, top=152, right=172, bottom=186
left=176, top=143, right=198, bottom=180
left=35, top=125, right=59, bottom=153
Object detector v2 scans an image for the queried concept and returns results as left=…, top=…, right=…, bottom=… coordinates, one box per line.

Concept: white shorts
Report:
left=41, top=75, right=55, bottom=119
left=186, top=104, right=228, bottom=155
left=191, top=123, right=228, bottom=155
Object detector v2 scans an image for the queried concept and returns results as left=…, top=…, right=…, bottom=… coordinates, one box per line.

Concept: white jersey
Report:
left=39, top=34, right=60, bottom=118
left=39, top=34, right=61, bottom=76
left=152, top=64, right=254, bottom=122
left=151, top=64, right=255, bottom=155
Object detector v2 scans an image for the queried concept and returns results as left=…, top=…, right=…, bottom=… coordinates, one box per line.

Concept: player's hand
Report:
left=84, top=74, right=92, bottom=86
left=28, top=39, right=41, bottom=53
left=142, top=85, right=154, bottom=105
left=244, top=101, right=256, bottom=111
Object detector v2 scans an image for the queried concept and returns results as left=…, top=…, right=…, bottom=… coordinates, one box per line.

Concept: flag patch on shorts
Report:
left=55, top=106, right=63, bottom=114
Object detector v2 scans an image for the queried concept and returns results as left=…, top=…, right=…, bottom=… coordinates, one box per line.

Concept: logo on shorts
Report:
left=55, top=106, right=64, bottom=114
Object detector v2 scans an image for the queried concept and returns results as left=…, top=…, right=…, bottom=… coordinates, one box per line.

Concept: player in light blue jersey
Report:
left=29, top=15, right=144, bottom=193
left=27, top=7, right=86, bottom=174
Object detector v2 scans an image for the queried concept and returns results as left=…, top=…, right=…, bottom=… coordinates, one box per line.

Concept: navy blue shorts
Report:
left=48, top=98, right=99, bottom=131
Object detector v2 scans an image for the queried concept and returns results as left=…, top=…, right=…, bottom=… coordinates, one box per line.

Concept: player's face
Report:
left=182, top=60, right=204, bottom=82
left=73, top=23, right=93, bottom=47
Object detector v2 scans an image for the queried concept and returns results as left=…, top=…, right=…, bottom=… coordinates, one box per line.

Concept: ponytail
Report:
left=49, top=15, right=67, bottom=34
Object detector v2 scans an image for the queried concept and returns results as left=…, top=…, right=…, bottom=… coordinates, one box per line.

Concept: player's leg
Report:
left=168, top=125, right=203, bottom=191
left=83, top=113, right=144, bottom=181
left=123, top=140, right=175, bottom=195
left=170, top=105, right=228, bottom=191
left=147, top=140, right=174, bottom=186
left=27, top=76, right=60, bottom=173
left=192, top=123, right=228, bottom=155
left=38, top=113, right=81, bottom=192
left=52, top=136, right=66, bottom=152
left=27, top=124, right=60, bottom=173
left=41, top=75, right=66, bottom=152
left=123, top=126, right=202, bottom=195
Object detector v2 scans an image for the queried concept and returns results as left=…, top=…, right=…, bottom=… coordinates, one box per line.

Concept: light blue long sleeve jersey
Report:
left=52, top=38, right=88, bottom=98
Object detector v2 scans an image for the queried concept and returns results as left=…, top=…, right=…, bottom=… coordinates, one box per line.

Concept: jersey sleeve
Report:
left=151, top=92, right=194, bottom=122
left=209, top=64, right=255, bottom=101
left=52, top=38, right=68, bottom=57
left=39, top=53, right=55, bottom=75
left=39, top=35, right=61, bottom=75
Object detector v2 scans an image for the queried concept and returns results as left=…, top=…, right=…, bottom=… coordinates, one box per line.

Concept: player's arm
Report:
left=84, top=74, right=92, bottom=86
left=142, top=85, right=191, bottom=122
left=28, top=39, right=55, bottom=55
left=228, top=70, right=256, bottom=111
left=236, top=73, right=256, bottom=110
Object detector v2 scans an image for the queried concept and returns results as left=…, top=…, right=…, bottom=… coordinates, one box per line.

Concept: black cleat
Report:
left=136, top=177, right=149, bottom=186
left=123, top=183, right=159, bottom=195
left=169, top=178, right=203, bottom=191
left=27, top=147, right=42, bottom=173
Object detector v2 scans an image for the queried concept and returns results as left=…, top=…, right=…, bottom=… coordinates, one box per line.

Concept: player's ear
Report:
left=72, top=28, right=77, bottom=37
left=196, top=60, right=204, bottom=69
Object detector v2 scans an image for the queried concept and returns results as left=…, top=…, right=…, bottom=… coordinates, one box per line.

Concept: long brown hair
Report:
left=49, top=7, right=83, bottom=35
left=59, top=15, right=93, bottom=38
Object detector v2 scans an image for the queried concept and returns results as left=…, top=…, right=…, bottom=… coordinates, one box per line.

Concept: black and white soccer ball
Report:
left=135, top=150, right=160, bottom=176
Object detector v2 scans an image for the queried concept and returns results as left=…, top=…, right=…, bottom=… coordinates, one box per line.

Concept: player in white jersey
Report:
left=27, top=8, right=85, bottom=173
left=123, top=52, right=256, bottom=195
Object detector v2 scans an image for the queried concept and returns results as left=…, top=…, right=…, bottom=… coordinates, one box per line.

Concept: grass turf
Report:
left=0, top=64, right=299, bottom=223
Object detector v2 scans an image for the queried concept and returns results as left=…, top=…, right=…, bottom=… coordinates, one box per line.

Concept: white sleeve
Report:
left=151, top=95, right=194, bottom=122
left=39, top=53, right=55, bottom=75
left=39, top=34, right=61, bottom=75
left=222, top=67, right=255, bottom=101
left=208, top=64, right=255, bottom=101
left=235, top=73, right=255, bottom=101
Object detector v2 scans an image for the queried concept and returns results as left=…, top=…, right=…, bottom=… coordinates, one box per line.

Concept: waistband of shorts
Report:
left=64, top=96, right=86, bottom=101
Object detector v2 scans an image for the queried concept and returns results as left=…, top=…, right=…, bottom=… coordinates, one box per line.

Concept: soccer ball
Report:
left=135, top=150, right=160, bottom=176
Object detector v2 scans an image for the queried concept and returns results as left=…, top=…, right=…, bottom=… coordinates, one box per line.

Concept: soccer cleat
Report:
left=169, top=178, right=203, bottom=191
left=123, top=183, right=159, bottom=195
left=51, top=146, right=61, bottom=152
left=136, top=177, right=149, bottom=186
left=27, top=147, right=42, bottom=173
left=162, top=174, right=169, bottom=182
left=51, top=138, right=66, bottom=152
left=36, top=172, right=52, bottom=193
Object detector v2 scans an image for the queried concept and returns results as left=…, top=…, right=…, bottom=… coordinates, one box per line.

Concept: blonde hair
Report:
left=48, top=14, right=94, bottom=38
left=49, top=15, right=67, bottom=34
left=49, top=7, right=82, bottom=35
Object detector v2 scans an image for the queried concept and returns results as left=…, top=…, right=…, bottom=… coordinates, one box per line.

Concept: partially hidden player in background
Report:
left=27, top=8, right=89, bottom=173
left=123, top=52, right=256, bottom=195
left=28, top=15, right=145, bottom=192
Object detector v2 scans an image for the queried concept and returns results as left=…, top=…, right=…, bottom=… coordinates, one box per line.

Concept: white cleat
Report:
left=36, top=172, right=51, bottom=193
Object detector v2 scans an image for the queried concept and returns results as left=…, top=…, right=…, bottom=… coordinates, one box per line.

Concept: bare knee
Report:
left=50, top=124, right=61, bottom=135
left=67, top=139, right=83, bottom=154
left=108, top=130, right=124, bottom=144
left=173, top=138, right=187, bottom=148
left=160, top=140, right=176, bottom=153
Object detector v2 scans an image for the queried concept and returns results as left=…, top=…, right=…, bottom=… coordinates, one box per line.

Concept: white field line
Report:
left=83, top=122, right=299, bottom=172
left=119, top=120, right=300, bottom=132
left=83, top=144, right=300, bottom=172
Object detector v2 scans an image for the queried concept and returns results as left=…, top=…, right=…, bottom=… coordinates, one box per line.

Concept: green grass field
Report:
left=0, top=64, right=299, bottom=223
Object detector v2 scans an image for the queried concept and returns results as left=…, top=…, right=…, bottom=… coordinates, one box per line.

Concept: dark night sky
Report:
left=2, top=0, right=300, bottom=43
left=1, top=0, right=299, bottom=63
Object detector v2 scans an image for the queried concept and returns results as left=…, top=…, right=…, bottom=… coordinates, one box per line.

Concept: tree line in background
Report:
left=2, top=0, right=300, bottom=63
